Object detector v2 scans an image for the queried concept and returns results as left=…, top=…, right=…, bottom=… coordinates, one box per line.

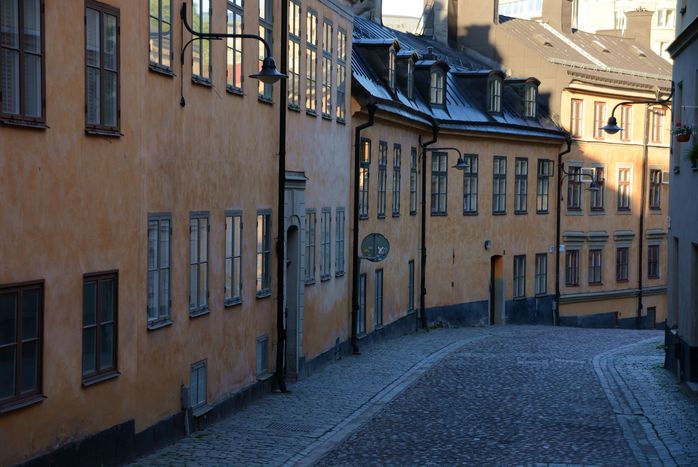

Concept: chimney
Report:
left=349, top=0, right=383, bottom=24
left=623, top=9, right=653, bottom=50
left=541, top=0, right=578, bottom=33
left=452, top=0, right=500, bottom=59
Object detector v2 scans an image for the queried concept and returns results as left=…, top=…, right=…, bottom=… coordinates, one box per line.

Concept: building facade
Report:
left=665, top=0, right=698, bottom=386
left=0, top=0, right=353, bottom=464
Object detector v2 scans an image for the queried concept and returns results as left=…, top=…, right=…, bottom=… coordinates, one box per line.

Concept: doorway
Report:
left=489, top=255, right=504, bottom=325
left=285, top=225, right=300, bottom=379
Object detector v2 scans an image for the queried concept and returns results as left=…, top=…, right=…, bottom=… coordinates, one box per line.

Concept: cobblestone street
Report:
left=133, top=326, right=698, bottom=467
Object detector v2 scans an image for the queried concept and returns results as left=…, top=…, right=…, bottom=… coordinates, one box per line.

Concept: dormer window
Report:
left=407, top=58, right=414, bottom=99
left=430, top=69, right=444, bottom=106
left=524, top=81, right=538, bottom=118
left=488, top=75, right=502, bottom=113
left=388, top=46, right=396, bottom=91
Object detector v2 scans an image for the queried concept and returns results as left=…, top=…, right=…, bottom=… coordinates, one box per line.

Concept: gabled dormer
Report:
left=523, top=77, right=540, bottom=119
left=395, top=51, right=419, bottom=100
left=352, top=38, right=401, bottom=95
left=414, top=48, right=449, bottom=109
left=487, top=70, right=504, bottom=114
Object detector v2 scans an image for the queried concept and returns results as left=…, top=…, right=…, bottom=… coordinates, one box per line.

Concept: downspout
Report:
left=419, top=124, right=439, bottom=330
left=274, top=0, right=288, bottom=393
left=637, top=104, right=650, bottom=329
left=554, top=136, right=572, bottom=327
left=351, top=104, right=376, bottom=355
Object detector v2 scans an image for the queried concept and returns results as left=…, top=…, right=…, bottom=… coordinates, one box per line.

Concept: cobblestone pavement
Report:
left=133, top=326, right=698, bottom=467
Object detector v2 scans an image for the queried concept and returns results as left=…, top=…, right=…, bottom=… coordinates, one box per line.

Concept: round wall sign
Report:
left=360, top=233, right=390, bottom=263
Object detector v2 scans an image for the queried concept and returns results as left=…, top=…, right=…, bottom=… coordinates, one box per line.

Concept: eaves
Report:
left=668, top=15, right=698, bottom=58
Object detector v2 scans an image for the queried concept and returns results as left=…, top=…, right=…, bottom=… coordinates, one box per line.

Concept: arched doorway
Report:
left=489, top=255, right=505, bottom=325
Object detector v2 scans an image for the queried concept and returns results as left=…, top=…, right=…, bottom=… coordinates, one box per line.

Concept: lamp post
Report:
left=179, top=3, right=289, bottom=393
left=601, top=84, right=673, bottom=329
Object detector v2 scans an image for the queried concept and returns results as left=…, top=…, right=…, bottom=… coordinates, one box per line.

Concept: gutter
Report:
left=351, top=104, right=376, bottom=355
left=554, top=136, right=572, bottom=326
left=419, top=123, right=439, bottom=330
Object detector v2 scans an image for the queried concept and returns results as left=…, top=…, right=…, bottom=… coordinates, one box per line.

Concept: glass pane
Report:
left=149, top=17, right=159, bottom=63
left=99, top=279, right=114, bottom=323
left=225, top=258, right=232, bottom=299
left=190, top=219, right=198, bottom=263
left=86, top=68, right=100, bottom=125
left=0, top=346, right=15, bottom=398
left=104, top=14, right=117, bottom=70
left=190, top=266, right=198, bottom=309
left=103, top=71, right=117, bottom=127
left=20, top=340, right=37, bottom=392
left=82, top=327, right=96, bottom=375
left=83, top=281, right=97, bottom=326
left=23, top=53, right=41, bottom=117
left=23, top=0, right=40, bottom=53
left=159, top=220, right=169, bottom=268
left=100, top=323, right=114, bottom=369
left=148, top=222, right=157, bottom=270
left=163, top=0, right=171, bottom=19
left=149, top=0, right=158, bottom=16
left=0, top=292, right=17, bottom=345
left=0, top=49, right=19, bottom=114
left=161, top=21, right=171, bottom=68
left=233, top=257, right=241, bottom=297
left=0, top=0, right=19, bottom=48
left=148, top=270, right=158, bottom=319
left=159, top=268, right=169, bottom=317
left=20, top=288, right=39, bottom=340
left=199, top=218, right=207, bottom=261
left=86, top=8, right=100, bottom=67
left=225, top=217, right=233, bottom=257
left=198, top=263, right=207, bottom=307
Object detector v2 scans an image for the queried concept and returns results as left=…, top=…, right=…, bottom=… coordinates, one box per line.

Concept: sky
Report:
left=382, top=0, right=425, bottom=17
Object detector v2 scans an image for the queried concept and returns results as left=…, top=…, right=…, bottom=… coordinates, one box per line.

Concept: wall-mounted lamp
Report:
left=601, top=82, right=674, bottom=134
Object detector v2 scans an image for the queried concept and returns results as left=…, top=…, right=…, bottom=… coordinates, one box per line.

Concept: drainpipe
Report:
left=554, top=136, right=572, bottom=327
left=274, top=0, right=288, bottom=393
left=419, top=124, right=439, bottom=330
left=637, top=104, right=650, bottom=329
left=351, top=104, right=376, bottom=355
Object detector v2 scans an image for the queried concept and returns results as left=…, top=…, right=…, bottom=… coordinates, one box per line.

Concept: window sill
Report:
left=226, top=86, right=244, bottom=97
left=616, top=209, right=632, bottom=215
left=431, top=212, right=447, bottom=217
left=258, top=96, right=273, bottom=105
left=0, top=118, right=48, bottom=129
left=148, top=64, right=174, bottom=77
left=589, top=282, right=603, bottom=286
left=82, top=370, right=120, bottom=388
left=191, top=76, right=212, bottom=87
left=534, top=293, right=548, bottom=298
left=377, top=214, right=386, bottom=219
left=306, top=110, right=317, bottom=118
left=335, top=271, right=345, bottom=278
left=305, top=279, right=316, bottom=287
left=463, top=211, right=478, bottom=216
left=192, top=404, right=213, bottom=418
left=189, top=309, right=210, bottom=319
left=359, top=216, right=368, bottom=221
left=85, top=128, right=123, bottom=138
left=513, top=296, right=527, bottom=301
left=565, top=284, right=579, bottom=288
left=589, top=209, right=606, bottom=215
left=321, top=114, right=332, bottom=121
left=565, top=209, right=583, bottom=216
left=224, top=298, right=242, bottom=308
left=492, top=212, right=506, bottom=216
left=514, top=211, right=528, bottom=215
left=147, top=319, right=173, bottom=332
left=256, top=290, right=272, bottom=299
left=648, top=276, right=660, bottom=280
left=616, top=279, right=629, bottom=283
left=649, top=207, right=661, bottom=212
left=536, top=211, right=549, bottom=215
left=392, top=213, right=400, bottom=218
left=321, top=275, right=331, bottom=282
left=0, top=394, right=46, bottom=414
left=410, top=212, right=417, bottom=216
left=256, top=371, right=274, bottom=382
left=288, top=104, right=301, bottom=112
left=337, top=118, right=346, bottom=125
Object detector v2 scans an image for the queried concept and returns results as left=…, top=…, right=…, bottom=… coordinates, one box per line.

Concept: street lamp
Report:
left=600, top=84, right=673, bottom=135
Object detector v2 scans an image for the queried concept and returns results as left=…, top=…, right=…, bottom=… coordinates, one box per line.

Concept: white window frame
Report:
left=225, top=210, right=243, bottom=306
left=320, top=207, right=332, bottom=280
left=189, top=212, right=209, bottom=316
left=148, top=213, right=172, bottom=326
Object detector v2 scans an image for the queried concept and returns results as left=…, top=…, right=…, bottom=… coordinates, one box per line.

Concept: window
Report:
left=493, top=156, right=507, bottom=214
left=335, top=208, right=345, bottom=276
left=305, top=210, right=316, bottom=284
left=408, top=260, right=415, bottom=313
left=0, top=282, right=43, bottom=411
left=85, top=1, right=120, bottom=132
left=191, top=0, right=210, bottom=83
left=648, top=245, right=660, bottom=279
left=430, top=69, right=444, bottom=105
left=536, top=159, right=552, bottom=213
left=570, top=99, right=583, bottom=138
left=258, top=0, right=273, bottom=100
left=514, top=158, right=528, bottom=214
left=82, top=272, right=118, bottom=384
left=617, top=168, right=630, bottom=211
left=463, top=154, right=478, bottom=214
left=306, top=10, right=318, bottom=114
left=189, top=213, right=209, bottom=316
left=524, top=83, right=537, bottom=118
left=190, top=360, right=207, bottom=409
left=657, top=8, right=674, bottom=27
left=321, top=20, right=332, bottom=118
left=616, top=247, right=629, bottom=282
left=392, top=144, right=401, bottom=216
left=148, top=215, right=171, bottom=326
left=651, top=108, right=665, bottom=144
left=593, top=101, right=606, bottom=140
left=320, top=208, right=331, bottom=280
left=410, top=147, right=418, bottom=215
left=588, top=249, right=602, bottom=284
left=336, top=29, right=346, bottom=121
left=620, top=104, right=632, bottom=141
left=513, top=255, right=526, bottom=298
left=256, top=211, right=272, bottom=295
left=375, top=269, right=383, bottom=326
left=567, top=166, right=581, bottom=211
left=388, top=45, right=396, bottom=91
left=357, top=274, right=366, bottom=334
left=225, top=211, right=243, bottom=305
left=149, top=0, right=172, bottom=72
left=565, top=250, right=579, bottom=286
left=649, top=169, right=661, bottom=209
left=359, top=139, right=370, bottom=219
left=0, top=0, right=44, bottom=124
left=488, top=76, right=502, bottom=113
left=407, top=59, right=414, bottom=99
left=226, top=0, right=243, bottom=92
left=431, top=152, right=448, bottom=215
left=535, top=253, right=547, bottom=295
left=590, top=167, right=605, bottom=211
left=288, top=0, right=301, bottom=108
left=378, top=142, right=388, bottom=218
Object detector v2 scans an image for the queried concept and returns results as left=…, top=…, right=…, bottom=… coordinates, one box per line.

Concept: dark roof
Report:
left=352, top=17, right=565, bottom=140
left=497, top=16, right=672, bottom=90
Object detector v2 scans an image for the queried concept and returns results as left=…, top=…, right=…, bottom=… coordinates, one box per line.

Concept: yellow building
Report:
left=0, top=0, right=353, bottom=464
